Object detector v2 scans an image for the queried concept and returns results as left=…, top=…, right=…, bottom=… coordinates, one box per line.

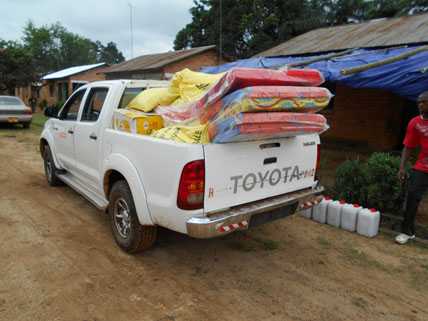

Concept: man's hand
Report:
left=398, top=168, right=407, bottom=182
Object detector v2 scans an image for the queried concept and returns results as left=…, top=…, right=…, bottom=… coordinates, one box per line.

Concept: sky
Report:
left=0, top=0, right=195, bottom=59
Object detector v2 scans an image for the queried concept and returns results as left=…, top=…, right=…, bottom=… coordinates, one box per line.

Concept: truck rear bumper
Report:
left=186, top=186, right=324, bottom=238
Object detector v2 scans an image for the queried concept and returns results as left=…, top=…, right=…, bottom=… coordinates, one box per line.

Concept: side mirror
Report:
left=44, top=106, right=59, bottom=118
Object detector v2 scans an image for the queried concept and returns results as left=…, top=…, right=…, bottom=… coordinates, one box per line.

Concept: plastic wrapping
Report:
left=113, top=109, right=164, bottom=135
left=156, top=68, right=326, bottom=123
left=128, top=87, right=177, bottom=112
left=208, top=112, right=329, bottom=143
left=168, top=68, right=225, bottom=105
left=150, top=124, right=209, bottom=144
left=201, top=86, right=332, bottom=124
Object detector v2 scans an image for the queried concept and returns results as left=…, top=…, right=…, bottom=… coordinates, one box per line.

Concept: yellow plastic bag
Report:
left=151, top=124, right=209, bottom=144
left=169, top=68, right=224, bottom=105
left=128, top=87, right=178, bottom=112
left=113, top=109, right=164, bottom=135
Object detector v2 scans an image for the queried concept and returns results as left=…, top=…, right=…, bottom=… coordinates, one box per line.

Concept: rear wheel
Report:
left=43, top=145, right=63, bottom=186
left=109, top=180, right=157, bottom=253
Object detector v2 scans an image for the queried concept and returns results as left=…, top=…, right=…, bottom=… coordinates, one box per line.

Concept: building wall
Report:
left=15, top=66, right=108, bottom=109
left=321, top=84, right=406, bottom=150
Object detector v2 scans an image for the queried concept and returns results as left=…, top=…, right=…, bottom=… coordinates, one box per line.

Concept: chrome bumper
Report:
left=187, top=186, right=324, bottom=238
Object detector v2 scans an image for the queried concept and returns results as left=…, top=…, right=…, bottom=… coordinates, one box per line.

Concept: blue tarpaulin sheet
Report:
left=202, top=47, right=428, bottom=101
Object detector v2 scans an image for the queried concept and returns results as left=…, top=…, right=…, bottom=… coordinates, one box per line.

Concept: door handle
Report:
left=67, top=129, right=74, bottom=134
left=89, top=133, right=97, bottom=140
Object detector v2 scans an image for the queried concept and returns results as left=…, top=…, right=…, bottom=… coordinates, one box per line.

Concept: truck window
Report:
left=118, top=87, right=146, bottom=109
left=81, top=87, right=109, bottom=122
left=59, top=89, right=86, bottom=121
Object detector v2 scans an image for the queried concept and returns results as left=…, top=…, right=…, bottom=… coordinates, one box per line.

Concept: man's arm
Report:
left=398, top=147, right=412, bottom=181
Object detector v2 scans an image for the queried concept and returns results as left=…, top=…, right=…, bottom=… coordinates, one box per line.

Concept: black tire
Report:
left=109, top=180, right=157, bottom=253
left=22, top=122, right=31, bottom=129
left=43, top=145, right=63, bottom=186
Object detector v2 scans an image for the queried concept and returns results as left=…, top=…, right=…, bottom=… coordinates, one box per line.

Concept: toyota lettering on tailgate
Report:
left=230, top=165, right=315, bottom=194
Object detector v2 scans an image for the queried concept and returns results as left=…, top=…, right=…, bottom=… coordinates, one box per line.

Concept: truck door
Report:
left=73, top=86, right=110, bottom=191
left=53, top=89, right=87, bottom=171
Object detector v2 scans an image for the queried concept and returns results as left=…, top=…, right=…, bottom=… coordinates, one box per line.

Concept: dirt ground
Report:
left=1, top=124, right=428, bottom=321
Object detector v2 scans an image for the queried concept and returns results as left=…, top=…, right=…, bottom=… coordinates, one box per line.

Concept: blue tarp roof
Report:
left=202, top=46, right=428, bottom=101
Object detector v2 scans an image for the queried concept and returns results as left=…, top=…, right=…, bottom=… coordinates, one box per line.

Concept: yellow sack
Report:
left=151, top=124, right=209, bottom=144
left=128, top=87, right=178, bottom=112
left=113, top=109, right=164, bottom=135
left=169, top=68, right=224, bottom=105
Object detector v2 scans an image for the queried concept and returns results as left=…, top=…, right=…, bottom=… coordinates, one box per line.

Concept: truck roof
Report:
left=87, top=79, right=170, bottom=88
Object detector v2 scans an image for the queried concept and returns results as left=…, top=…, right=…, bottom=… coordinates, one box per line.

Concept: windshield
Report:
left=0, top=97, right=24, bottom=106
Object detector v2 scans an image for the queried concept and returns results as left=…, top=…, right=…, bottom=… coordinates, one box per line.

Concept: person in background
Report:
left=29, top=96, right=37, bottom=112
left=396, top=91, right=428, bottom=244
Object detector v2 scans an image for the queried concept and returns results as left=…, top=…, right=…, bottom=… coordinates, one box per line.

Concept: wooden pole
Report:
left=280, top=49, right=355, bottom=70
left=341, top=45, right=428, bottom=76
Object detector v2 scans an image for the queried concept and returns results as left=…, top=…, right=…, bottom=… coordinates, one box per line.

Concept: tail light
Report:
left=177, top=160, right=205, bottom=210
left=24, top=107, right=32, bottom=115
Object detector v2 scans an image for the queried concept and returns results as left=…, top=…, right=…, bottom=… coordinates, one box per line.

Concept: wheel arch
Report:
left=103, top=154, right=154, bottom=226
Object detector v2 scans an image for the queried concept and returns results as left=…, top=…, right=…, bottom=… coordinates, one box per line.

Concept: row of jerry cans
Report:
left=302, top=197, right=380, bottom=238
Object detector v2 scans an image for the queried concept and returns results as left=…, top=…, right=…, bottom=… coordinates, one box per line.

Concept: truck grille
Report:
left=0, top=110, right=26, bottom=115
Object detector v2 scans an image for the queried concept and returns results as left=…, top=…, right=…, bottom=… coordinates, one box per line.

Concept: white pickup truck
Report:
left=40, top=80, right=324, bottom=253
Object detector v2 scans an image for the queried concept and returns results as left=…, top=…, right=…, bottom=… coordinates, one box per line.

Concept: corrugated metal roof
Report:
left=42, top=63, right=106, bottom=80
left=257, top=13, right=428, bottom=57
left=104, top=45, right=216, bottom=74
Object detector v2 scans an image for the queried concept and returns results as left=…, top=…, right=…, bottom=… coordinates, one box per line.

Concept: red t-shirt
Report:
left=403, top=116, right=428, bottom=173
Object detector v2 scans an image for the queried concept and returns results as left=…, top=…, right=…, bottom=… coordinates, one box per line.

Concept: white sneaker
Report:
left=395, top=233, right=416, bottom=245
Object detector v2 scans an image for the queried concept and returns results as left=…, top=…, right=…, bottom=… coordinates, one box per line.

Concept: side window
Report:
left=59, top=90, right=86, bottom=121
left=118, top=87, right=146, bottom=109
left=81, top=87, right=109, bottom=122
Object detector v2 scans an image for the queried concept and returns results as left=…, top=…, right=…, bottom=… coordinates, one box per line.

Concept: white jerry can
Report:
left=341, top=203, right=361, bottom=232
left=312, top=196, right=332, bottom=224
left=356, top=208, right=380, bottom=238
left=327, top=200, right=345, bottom=228
left=302, top=207, right=313, bottom=219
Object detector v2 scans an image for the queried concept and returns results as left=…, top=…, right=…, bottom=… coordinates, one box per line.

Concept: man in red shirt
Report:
left=396, top=91, right=428, bottom=244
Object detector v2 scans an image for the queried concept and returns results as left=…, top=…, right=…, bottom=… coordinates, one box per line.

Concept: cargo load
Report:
left=155, top=68, right=326, bottom=123
left=113, top=109, right=164, bottom=135
left=208, top=112, right=328, bottom=143
left=199, top=86, right=332, bottom=124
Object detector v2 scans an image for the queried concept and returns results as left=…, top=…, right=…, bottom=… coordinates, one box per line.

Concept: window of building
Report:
left=49, top=83, right=54, bottom=97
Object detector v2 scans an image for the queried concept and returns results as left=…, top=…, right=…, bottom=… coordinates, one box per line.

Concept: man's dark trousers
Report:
left=403, top=169, right=428, bottom=235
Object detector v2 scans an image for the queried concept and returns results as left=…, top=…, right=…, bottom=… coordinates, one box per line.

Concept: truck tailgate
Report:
left=203, top=135, right=319, bottom=213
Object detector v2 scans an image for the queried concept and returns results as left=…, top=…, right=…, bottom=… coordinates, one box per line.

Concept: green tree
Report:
left=22, top=21, right=125, bottom=74
left=96, top=41, right=125, bottom=64
left=0, top=40, right=37, bottom=94
left=174, top=0, right=427, bottom=59
left=174, top=0, right=328, bottom=59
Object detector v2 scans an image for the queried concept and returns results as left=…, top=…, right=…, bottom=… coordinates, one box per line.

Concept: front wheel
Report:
left=109, top=180, right=157, bottom=253
left=43, top=145, right=63, bottom=186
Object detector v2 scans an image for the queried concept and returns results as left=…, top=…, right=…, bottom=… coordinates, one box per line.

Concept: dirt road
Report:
left=1, top=130, right=428, bottom=321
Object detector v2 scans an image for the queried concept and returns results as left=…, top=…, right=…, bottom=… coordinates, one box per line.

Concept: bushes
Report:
left=335, top=159, right=367, bottom=205
left=333, top=153, right=409, bottom=213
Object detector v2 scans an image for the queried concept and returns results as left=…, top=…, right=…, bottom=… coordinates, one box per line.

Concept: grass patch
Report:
left=351, top=297, right=369, bottom=310
left=227, top=240, right=257, bottom=252
left=342, top=245, right=389, bottom=272
left=317, top=236, right=332, bottom=249
left=252, top=237, right=280, bottom=251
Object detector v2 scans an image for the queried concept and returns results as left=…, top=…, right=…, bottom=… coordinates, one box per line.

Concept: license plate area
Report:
left=249, top=202, right=298, bottom=228
left=8, top=117, right=18, bottom=123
